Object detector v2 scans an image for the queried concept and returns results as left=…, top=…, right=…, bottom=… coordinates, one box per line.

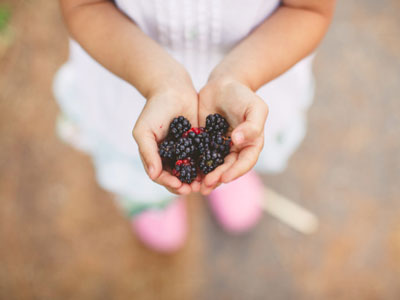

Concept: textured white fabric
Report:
left=53, top=0, right=315, bottom=206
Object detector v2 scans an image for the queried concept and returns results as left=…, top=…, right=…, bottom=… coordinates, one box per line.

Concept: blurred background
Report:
left=1, top=0, right=400, bottom=299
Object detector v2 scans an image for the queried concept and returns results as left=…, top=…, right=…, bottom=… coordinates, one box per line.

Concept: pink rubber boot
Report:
left=208, top=171, right=263, bottom=234
left=131, top=197, right=187, bottom=253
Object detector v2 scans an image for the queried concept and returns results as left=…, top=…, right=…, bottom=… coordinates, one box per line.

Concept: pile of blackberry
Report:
left=158, top=114, right=231, bottom=183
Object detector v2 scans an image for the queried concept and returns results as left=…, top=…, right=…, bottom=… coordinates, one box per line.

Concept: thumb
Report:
left=133, top=129, right=162, bottom=180
left=232, top=101, right=268, bottom=146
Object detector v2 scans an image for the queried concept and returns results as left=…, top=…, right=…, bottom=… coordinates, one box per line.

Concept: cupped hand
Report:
left=133, top=87, right=200, bottom=195
left=198, top=78, right=268, bottom=195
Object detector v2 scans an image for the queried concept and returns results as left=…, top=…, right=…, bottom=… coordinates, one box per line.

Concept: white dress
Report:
left=53, top=0, right=315, bottom=214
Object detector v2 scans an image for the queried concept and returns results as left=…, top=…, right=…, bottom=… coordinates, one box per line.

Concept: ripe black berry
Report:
left=191, top=131, right=210, bottom=156
left=169, top=116, right=191, bottom=140
left=174, top=137, right=196, bottom=160
left=206, top=113, right=229, bottom=135
left=159, top=114, right=232, bottom=183
left=172, top=159, right=197, bottom=184
left=198, top=149, right=224, bottom=174
left=159, top=139, right=176, bottom=161
left=210, top=133, right=231, bottom=156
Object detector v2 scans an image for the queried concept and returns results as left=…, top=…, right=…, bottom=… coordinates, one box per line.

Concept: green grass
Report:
left=0, top=5, right=12, bottom=33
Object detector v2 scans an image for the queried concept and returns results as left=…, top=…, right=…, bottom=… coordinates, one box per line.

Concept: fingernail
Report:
left=234, top=131, right=244, bottom=144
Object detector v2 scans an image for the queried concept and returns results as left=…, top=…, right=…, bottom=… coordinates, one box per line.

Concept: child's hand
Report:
left=133, top=87, right=200, bottom=195
left=198, top=78, right=268, bottom=195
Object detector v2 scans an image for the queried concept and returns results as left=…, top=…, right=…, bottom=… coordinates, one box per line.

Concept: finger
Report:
left=232, top=101, right=268, bottom=146
left=221, top=144, right=262, bottom=183
left=200, top=182, right=222, bottom=196
left=164, top=183, right=192, bottom=195
left=190, top=180, right=201, bottom=193
left=165, top=187, right=187, bottom=195
left=200, top=153, right=236, bottom=195
left=201, top=152, right=237, bottom=189
left=175, top=183, right=192, bottom=195
left=155, top=172, right=194, bottom=195
left=134, top=129, right=162, bottom=180
left=154, top=170, right=182, bottom=190
left=164, top=187, right=181, bottom=195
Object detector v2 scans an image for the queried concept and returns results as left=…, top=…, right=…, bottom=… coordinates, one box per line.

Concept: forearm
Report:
left=210, top=0, right=335, bottom=91
left=60, top=0, right=193, bottom=98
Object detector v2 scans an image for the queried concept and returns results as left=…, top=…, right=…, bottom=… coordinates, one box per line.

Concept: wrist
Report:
left=208, top=67, right=252, bottom=91
left=207, top=70, right=249, bottom=93
left=144, top=67, right=195, bottom=100
left=145, top=71, right=198, bottom=107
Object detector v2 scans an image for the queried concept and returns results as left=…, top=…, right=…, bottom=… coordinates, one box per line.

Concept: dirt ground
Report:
left=1, top=1, right=400, bottom=299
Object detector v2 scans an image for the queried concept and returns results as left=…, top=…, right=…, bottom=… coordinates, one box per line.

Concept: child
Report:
left=55, top=0, right=335, bottom=252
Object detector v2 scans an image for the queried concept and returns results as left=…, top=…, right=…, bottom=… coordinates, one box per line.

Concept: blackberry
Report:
left=159, top=114, right=232, bottom=181
left=206, top=113, right=229, bottom=135
left=159, top=139, right=176, bottom=161
left=174, top=137, right=195, bottom=160
left=172, top=159, right=197, bottom=184
left=210, top=133, right=231, bottom=156
left=169, top=116, right=191, bottom=140
left=198, top=149, right=224, bottom=174
left=191, top=131, right=211, bottom=155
